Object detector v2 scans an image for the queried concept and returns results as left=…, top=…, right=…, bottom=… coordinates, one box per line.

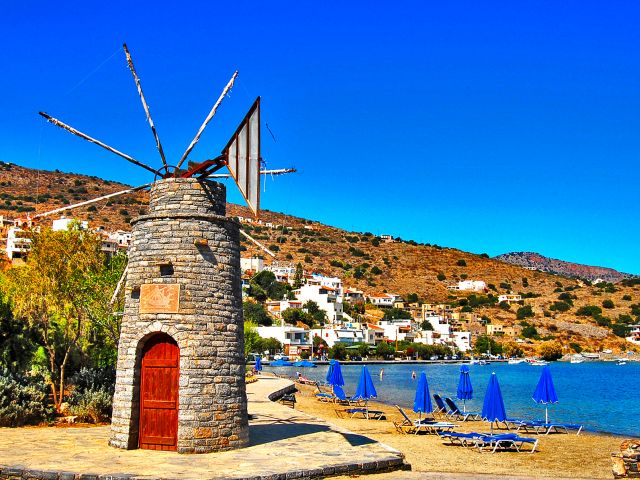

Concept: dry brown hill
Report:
left=2, top=162, right=639, bottom=353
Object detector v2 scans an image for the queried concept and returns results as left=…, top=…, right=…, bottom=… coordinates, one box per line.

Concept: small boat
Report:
left=527, top=359, right=548, bottom=366
left=508, top=358, right=526, bottom=365
left=617, top=359, right=627, bottom=366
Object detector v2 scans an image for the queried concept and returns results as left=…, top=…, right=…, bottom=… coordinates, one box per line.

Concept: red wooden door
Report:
left=139, top=334, right=179, bottom=451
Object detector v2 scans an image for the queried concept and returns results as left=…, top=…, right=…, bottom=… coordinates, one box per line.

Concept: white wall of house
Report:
left=240, top=257, right=265, bottom=274
left=256, top=325, right=311, bottom=357
left=6, top=227, right=30, bottom=260
left=294, top=284, right=343, bottom=323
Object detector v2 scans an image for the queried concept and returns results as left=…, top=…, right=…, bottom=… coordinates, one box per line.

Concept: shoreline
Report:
left=287, top=377, right=625, bottom=479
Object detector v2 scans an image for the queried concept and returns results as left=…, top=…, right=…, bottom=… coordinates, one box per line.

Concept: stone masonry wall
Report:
left=109, top=178, right=249, bottom=453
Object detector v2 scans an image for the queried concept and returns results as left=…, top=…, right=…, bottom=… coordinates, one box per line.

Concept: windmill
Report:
left=38, top=43, right=293, bottom=256
left=38, top=44, right=293, bottom=454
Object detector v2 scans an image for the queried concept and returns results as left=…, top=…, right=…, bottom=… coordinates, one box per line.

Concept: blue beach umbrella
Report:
left=482, top=372, right=507, bottom=433
left=456, top=365, right=473, bottom=412
left=532, top=365, right=558, bottom=424
left=326, top=359, right=344, bottom=387
left=354, top=366, right=377, bottom=401
left=413, top=372, right=433, bottom=420
left=255, top=356, right=262, bottom=372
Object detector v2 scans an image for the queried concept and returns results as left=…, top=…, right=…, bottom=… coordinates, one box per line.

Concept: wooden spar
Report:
left=110, top=265, right=128, bottom=307
left=34, top=184, right=152, bottom=218
left=176, top=71, right=238, bottom=170
left=205, top=168, right=296, bottom=178
left=239, top=229, right=276, bottom=258
left=123, top=43, right=168, bottom=169
left=39, top=112, right=162, bottom=176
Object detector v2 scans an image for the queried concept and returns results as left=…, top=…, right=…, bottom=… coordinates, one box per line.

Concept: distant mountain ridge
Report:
left=495, top=251, right=637, bottom=283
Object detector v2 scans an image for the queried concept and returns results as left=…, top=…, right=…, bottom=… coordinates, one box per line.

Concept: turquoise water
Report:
left=265, top=361, right=640, bottom=436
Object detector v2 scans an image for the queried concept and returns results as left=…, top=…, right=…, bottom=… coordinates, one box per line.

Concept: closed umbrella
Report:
left=413, top=372, right=433, bottom=421
left=353, top=365, right=377, bottom=418
left=532, top=365, right=558, bottom=424
left=481, top=372, right=506, bottom=433
left=456, top=365, right=473, bottom=412
left=255, top=356, right=262, bottom=372
left=326, top=359, right=344, bottom=387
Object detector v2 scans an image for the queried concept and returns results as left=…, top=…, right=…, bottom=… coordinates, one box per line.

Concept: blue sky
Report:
left=1, top=1, right=638, bottom=274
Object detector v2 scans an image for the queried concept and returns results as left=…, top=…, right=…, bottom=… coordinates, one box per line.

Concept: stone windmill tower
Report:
left=39, top=44, right=293, bottom=453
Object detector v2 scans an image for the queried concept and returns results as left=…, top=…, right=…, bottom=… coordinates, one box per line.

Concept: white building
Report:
left=626, top=325, right=640, bottom=345
left=307, top=274, right=343, bottom=295
left=107, top=230, right=132, bottom=249
left=6, top=227, right=31, bottom=260
left=240, top=257, right=265, bottom=275
left=447, top=280, right=487, bottom=292
left=293, top=284, right=343, bottom=323
left=344, top=288, right=364, bottom=303
left=265, top=263, right=296, bottom=284
left=310, top=326, right=366, bottom=348
left=498, top=294, right=522, bottom=304
left=265, top=299, right=303, bottom=318
left=367, top=293, right=401, bottom=307
left=378, top=319, right=413, bottom=343
left=256, top=325, right=311, bottom=358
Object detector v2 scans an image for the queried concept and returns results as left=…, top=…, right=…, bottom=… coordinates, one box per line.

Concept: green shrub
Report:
left=437, top=273, right=446, bottom=281
left=516, top=305, right=534, bottom=319
left=602, top=299, right=614, bottom=309
left=0, top=372, right=53, bottom=427
left=622, top=295, right=632, bottom=301
left=569, top=342, right=582, bottom=353
left=68, top=389, right=112, bottom=423
left=456, top=259, right=467, bottom=267
left=576, top=305, right=602, bottom=317
left=549, top=301, right=571, bottom=312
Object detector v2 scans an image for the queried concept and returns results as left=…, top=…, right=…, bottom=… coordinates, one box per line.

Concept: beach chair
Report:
left=336, top=407, right=386, bottom=420
left=314, top=383, right=335, bottom=402
left=432, top=394, right=450, bottom=417
left=393, top=405, right=456, bottom=435
left=526, top=421, right=583, bottom=435
left=444, top=397, right=482, bottom=421
left=440, top=431, right=485, bottom=447
left=332, top=385, right=363, bottom=406
left=474, top=433, right=539, bottom=454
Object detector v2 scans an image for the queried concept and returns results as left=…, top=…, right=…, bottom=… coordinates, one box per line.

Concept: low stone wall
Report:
left=613, top=439, right=640, bottom=478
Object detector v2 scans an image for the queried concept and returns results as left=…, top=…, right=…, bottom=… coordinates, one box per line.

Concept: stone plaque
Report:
left=139, top=284, right=181, bottom=313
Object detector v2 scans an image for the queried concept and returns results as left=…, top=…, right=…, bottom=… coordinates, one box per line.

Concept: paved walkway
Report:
left=0, top=376, right=405, bottom=480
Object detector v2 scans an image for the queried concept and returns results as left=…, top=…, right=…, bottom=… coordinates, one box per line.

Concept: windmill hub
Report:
left=109, top=177, right=249, bottom=453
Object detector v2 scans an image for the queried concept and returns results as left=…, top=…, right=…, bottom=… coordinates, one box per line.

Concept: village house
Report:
left=626, top=325, right=640, bottom=345
left=343, top=288, right=364, bottom=303
left=256, top=325, right=311, bottom=359
left=240, top=257, right=265, bottom=275
left=310, top=326, right=366, bottom=348
left=293, top=283, right=343, bottom=323
left=447, top=280, right=487, bottom=292
left=367, top=293, right=402, bottom=308
left=498, top=294, right=523, bottom=304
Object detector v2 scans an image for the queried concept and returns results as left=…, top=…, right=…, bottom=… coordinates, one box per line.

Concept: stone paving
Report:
left=0, top=376, right=405, bottom=480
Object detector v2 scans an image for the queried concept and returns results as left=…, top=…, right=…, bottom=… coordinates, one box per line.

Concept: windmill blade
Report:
left=176, top=71, right=238, bottom=170
left=39, top=112, right=162, bottom=176
left=123, top=43, right=168, bottom=169
left=110, top=265, right=128, bottom=307
left=239, top=229, right=276, bottom=258
left=34, top=183, right=152, bottom=218
left=205, top=168, right=296, bottom=178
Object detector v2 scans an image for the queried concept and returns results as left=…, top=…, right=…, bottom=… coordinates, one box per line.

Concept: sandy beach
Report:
left=289, top=379, right=622, bottom=479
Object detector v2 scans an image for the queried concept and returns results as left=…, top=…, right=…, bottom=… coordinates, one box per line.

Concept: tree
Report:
left=383, top=308, right=412, bottom=320
left=456, top=259, right=467, bottom=267
left=549, top=301, right=571, bottom=312
left=293, top=263, right=304, bottom=289
left=260, top=337, right=282, bottom=355
left=1, top=227, right=108, bottom=412
left=498, top=301, right=511, bottom=310
left=421, top=319, right=434, bottom=331
left=521, top=325, right=539, bottom=339
left=516, top=305, right=534, bottom=320
left=437, top=273, right=446, bottom=281
left=243, top=321, right=261, bottom=356
left=576, top=305, right=602, bottom=317
left=243, top=301, right=272, bottom=326
left=537, top=341, right=563, bottom=361
left=329, top=343, right=347, bottom=360
left=0, top=290, right=36, bottom=374
left=502, top=341, right=523, bottom=358
left=474, top=335, right=502, bottom=355
left=406, top=293, right=419, bottom=303
left=375, top=341, right=395, bottom=359
left=303, top=300, right=327, bottom=325
left=281, top=308, right=313, bottom=327
left=602, top=299, right=615, bottom=309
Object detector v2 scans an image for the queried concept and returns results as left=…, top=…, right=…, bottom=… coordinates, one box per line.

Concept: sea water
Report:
left=265, top=361, right=640, bottom=436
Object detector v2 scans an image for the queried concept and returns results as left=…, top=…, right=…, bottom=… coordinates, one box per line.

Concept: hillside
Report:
left=2, top=161, right=639, bottom=353
left=495, top=251, right=637, bottom=283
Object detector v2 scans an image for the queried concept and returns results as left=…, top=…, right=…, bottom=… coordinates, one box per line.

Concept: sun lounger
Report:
left=444, top=397, right=482, bottom=421
left=440, top=431, right=485, bottom=446
left=515, top=420, right=583, bottom=435
left=393, top=405, right=456, bottom=435
left=432, top=394, right=449, bottom=416
left=336, top=407, right=386, bottom=420
left=332, top=385, right=363, bottom=406
left=474, top=433, right=539, bottom=453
